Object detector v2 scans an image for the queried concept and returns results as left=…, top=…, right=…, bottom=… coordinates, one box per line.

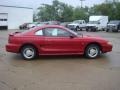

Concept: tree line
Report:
left=35, top=0, right=120, bottom=22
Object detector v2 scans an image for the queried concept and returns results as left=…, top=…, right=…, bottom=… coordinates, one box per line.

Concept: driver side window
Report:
left=44, top=28, right=71, bottom=37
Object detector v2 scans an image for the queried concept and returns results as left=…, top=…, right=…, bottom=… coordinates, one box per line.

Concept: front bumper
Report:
left=87, top=26, right=97, bottom=29
left=6, top=44, right=20, bottom=53
left=107, top=26, right=117, bottom=31
left=102, top=44, right=113, bottom=53
left=67, top=25, right=76, bottom=30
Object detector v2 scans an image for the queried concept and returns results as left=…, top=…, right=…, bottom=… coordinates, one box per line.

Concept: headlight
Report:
left=107, top=41, right=112, bottom=45
left=74, top=25, right=77, bottom=28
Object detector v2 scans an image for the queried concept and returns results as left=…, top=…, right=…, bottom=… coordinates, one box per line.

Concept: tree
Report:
left=37, top=0, right=74, bottom=22
left=36, top=0, right=120, bottom=22
left=89, top=2, right=120, bottom=20
left=73, top=7, right=89, bottom=21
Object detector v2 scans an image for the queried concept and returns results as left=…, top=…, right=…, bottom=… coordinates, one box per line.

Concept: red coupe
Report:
left=6, top=25, right=112, bottom=60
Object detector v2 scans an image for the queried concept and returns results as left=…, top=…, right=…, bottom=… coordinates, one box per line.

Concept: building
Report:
left=0, top=5, right=33, bottom=30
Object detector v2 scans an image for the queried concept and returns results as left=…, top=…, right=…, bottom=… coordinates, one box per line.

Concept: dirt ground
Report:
left=0, top=30, right=120, bottom=90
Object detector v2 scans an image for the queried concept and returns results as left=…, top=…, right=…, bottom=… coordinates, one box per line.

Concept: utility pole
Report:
left=80, top=0, right=85, bottom=8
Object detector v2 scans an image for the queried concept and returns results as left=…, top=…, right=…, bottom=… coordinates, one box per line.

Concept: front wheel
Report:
left=80, top=28, right=82, bottom=31
left=106, top=29, right=109, bottom=32
left=21, top=45, right=37, bottom=60
left=86, top=28, right=89, bottom=32
left=75, top=26, right=79, bottom=31
left=85, top=44, right=100, bottom=59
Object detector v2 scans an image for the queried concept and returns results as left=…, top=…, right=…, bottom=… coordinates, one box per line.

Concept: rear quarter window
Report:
left=35, top=30, right=43, bottom=36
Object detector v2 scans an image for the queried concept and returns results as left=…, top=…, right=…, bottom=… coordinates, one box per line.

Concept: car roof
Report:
left=34, top=25, right=65, bottom=29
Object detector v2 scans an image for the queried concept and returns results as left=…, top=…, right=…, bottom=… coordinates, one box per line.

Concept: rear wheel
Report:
left=20, top=45, right=37, bottom=60
left=85, top=44, right=100, bottom=59
left=75, top=26, right=79, bottom=31
left=80, top=28, right=82, bottom=31
left=93, top=28, right=97, bottom=32
left=19, top=27, right=22, bottom=30
left=106, top=29, right=109, bottom=32
left=86, top=28, right=89, bottom=32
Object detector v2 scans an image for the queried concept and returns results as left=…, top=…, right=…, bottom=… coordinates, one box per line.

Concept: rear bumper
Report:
left=102, top=44, right=113, bottom=53
left=6, top=44, right=20, bottom=53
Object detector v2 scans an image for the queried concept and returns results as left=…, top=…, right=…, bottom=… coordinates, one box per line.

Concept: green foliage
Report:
left=89, top=2, right=120, bottom=20
left=73, top=7, right=89, bottom=21
left=37, top=0, right=74, bottom=22
left=36, top=0, right=120, bottom=22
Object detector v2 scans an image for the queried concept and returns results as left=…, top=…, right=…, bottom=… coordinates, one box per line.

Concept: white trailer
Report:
left=86, top=16, right=108, bottom=31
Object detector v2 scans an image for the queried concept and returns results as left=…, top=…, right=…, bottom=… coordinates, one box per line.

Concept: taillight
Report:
left=8, top=36, right=11, bottom=43
left=8, top=34, right=13, bottom=43
left=8, top=32, right=20, bottom=43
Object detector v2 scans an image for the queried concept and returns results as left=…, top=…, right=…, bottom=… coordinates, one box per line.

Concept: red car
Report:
left=6, top=25, right=112, bottom=60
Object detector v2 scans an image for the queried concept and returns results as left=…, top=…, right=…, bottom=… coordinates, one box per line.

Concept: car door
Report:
left=42, top=27, right=83, bottom=54
left=34, top=29, right=46, bottom=54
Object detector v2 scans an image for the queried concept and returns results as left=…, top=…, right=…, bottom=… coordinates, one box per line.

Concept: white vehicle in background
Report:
left=27, top=23, right=37, bottom=29
left=36, top=22, right=49, bottom=27
left=86, top=16, right=108, bottom=32
left=67, top=20, right=86, bottom=31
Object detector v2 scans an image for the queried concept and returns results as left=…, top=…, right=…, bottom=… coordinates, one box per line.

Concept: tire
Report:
left=20, top=45, right=37, bottom=60
left=19, top=27, right=22, bottom=30
left=93, top=28, right=97, bottom=32
left=85, top=44, right=100, bottom=59
left=86, top=28, right=89, bottom=32
left=106, top=29, right=109, bottom=32
left=80, top=28, right=82, bottom=31
left=75, top=26, right=79, bottom=31
left=102, top=28, right=105, bottom=31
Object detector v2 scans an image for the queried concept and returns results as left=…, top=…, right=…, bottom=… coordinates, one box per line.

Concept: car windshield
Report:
left=109, top=21, right=120, bottom=24
left=73, top=20, right=82, bottom=24
left=65, top=27, right=78, bottom=36
left=88, top=21, right=99, bottom=24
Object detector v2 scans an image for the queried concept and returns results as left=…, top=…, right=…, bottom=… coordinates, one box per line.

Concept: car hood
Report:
left=68, top=23, right=79, bottom=26
left=81, top=34, right=108, bottom=42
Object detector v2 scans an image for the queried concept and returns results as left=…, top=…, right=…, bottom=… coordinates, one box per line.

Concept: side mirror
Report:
left=69, top=35, right=75, bottom=38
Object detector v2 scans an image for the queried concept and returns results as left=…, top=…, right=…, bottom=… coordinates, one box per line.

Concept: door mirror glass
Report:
left=69, top=34, right=75, bottom=38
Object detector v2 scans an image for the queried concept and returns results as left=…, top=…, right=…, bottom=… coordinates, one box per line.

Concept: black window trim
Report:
left=43, top=27, right=72, bottom=37
left=35, top=29, right=44, bottom=36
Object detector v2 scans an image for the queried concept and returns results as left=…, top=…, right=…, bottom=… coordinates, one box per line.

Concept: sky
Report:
left=0, top=0, right=105, bottom=9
